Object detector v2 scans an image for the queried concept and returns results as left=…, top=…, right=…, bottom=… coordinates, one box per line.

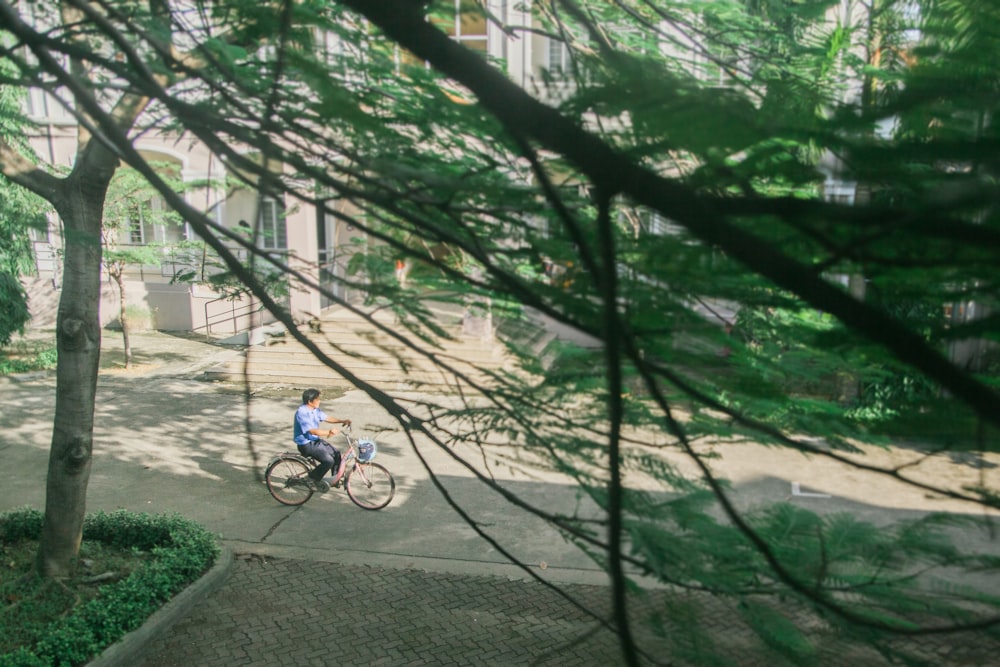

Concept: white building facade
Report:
left=21, top=0, right=877, bottom=339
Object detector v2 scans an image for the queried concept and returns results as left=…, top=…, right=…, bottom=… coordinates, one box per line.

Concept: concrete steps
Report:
left=203, top=308, right=512, bottom=392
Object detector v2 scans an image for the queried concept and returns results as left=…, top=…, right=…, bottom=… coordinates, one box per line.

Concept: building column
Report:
left=285, top=197, right=323, bottom=323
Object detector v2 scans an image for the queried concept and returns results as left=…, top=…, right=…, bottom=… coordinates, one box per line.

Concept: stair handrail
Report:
left=201, top=293, right=263, bottom=338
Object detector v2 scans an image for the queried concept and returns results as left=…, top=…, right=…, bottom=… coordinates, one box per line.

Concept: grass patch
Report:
left=0, top=508, right=218, bottom=667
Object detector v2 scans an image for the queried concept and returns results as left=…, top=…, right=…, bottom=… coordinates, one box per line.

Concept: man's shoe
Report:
left=306, top=478, right=330, bottom=493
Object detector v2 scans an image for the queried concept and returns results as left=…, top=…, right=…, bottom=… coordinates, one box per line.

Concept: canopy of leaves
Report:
left=2, top=0, right=1000, bottom=663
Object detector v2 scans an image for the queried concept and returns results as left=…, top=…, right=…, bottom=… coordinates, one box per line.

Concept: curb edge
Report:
left=88, top=546, right=234, bottom=667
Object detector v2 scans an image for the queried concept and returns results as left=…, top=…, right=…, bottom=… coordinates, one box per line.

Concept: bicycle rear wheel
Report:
left=345, top=462, right=395, bottom=510
left=265, top=456, right=314, bottom=506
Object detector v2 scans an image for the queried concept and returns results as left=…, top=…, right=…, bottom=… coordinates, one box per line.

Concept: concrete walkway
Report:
left=2, top=329, right=1000, bottom=666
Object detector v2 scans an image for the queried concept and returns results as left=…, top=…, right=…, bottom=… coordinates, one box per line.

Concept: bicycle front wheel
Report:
left=265, top=456, right=314, bottom=506
left=346, top=462, right=395, bottom=510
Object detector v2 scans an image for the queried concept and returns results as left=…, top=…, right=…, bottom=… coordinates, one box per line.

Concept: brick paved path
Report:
left=137, top=554, right=1000, bottom=667
left=137, top=555, right=632, bottom=666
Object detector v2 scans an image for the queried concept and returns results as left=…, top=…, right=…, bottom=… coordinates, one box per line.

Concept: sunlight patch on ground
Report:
left=100, top=363, right=164, bottom=376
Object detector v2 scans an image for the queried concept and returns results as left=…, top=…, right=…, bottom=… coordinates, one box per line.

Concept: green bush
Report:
left=0, top=347, right=57, bottom=375
left=0, top=272, right=30, bottom=347
left=0, top=507, right=218, bottom=667
left=0, top=506, right=44, bottom=541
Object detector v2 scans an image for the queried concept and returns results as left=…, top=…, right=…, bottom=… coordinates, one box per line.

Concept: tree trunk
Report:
left=113, top=267, right=132, bottom=369
left=35, top=173, right=110, bottom=578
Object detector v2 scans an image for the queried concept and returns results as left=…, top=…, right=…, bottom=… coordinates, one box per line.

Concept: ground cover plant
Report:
left=0, top=338, right=56, bottom=376
left=0, top=508, right=218, bottom=667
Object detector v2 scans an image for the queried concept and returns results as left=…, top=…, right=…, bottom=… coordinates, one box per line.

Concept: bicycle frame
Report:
left=328, top=440, right=358, bottom=487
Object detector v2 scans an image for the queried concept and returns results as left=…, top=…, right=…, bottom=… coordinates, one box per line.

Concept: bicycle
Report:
left=265, top=425, right=396, bottom=510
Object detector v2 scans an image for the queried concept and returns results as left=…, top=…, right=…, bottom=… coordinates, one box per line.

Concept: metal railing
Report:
left=202, top=295, right=264, bottom=338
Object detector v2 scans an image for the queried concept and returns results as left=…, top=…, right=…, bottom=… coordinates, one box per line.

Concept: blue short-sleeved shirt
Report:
left=294, top=404, right=327, bottom=445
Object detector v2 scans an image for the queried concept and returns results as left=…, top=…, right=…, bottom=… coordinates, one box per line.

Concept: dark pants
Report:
left=297, top=438, right=341, bottom=481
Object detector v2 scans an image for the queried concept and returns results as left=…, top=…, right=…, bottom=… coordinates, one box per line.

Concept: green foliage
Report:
left=738, top=600, right=814, bottom=664
left=0, top=78, right=49, bottom=346
left=734, top=294, right=944, bottom=424
left=850, top=364, right=938, bottom=422
left=0, top=272, right=30, bottom=347
left=0, top=506, right=43, bottom=541
left=0, top=179, right=45, bottom=277
left=0, top=345, right=56, bottom=375
left=0, top=508, right=218, bottom=667
left=873, top=396, right=1000, bottom=449
left=5, top=0, right=1000, bottom=663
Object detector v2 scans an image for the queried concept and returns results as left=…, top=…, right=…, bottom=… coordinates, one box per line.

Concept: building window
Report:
left=823, top=181, right=856, bottom=206
left=317, top=28, right=343, bottom=64
left=129, top=220, right=144, bottom=244
left=633, top=208, right=682, bottom=237
left=123, top=196, right=180, bottom=245
left=258, top=198, right=286, bottom=249
left=700, top=45, right=737, bottom=87
left=432, top=0, right=488, bottom=53
left=397, top=1, right=489, bottom=69
left=128, top=206, right=145, bottom=244
left=644, top=211, right=669, bottom=236
left=547, top=37, right=569, bottom=74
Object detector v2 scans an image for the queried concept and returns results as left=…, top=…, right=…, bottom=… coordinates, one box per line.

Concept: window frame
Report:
left=257, top=197, right=287, bottom=250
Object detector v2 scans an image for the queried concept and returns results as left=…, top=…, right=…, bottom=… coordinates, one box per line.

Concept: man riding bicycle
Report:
left=293, top=388, right=351, bottom=489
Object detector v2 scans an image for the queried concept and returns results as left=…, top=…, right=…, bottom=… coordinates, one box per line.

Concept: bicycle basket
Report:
left=357, top=438, right=377, bottom=462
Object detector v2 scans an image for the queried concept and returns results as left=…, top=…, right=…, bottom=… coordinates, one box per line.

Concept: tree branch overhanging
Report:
left=339, top=0, right=1000, bottom=429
